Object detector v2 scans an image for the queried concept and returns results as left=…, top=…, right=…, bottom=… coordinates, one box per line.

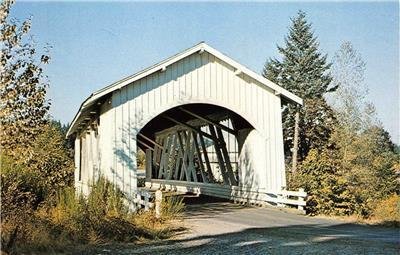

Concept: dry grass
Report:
left=2, top=178, right=186, bottom=254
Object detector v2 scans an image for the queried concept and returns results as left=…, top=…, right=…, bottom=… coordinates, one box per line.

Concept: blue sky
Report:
left=13, top=1, right=399, bottom=143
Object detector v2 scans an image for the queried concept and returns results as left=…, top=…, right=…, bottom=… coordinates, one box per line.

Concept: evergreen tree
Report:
left=263, top=10, right=337, bottom=161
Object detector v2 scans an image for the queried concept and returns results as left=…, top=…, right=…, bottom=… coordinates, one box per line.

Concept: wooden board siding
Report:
left=74, top=51, right=286, bottom=198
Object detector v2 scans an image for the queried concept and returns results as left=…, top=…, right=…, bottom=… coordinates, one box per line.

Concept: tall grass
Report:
left=162, top=195, right=186, bottom=220
left=2, top=177, right=185, bottom=254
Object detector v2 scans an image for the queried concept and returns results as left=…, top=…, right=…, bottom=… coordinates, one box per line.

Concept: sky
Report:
left=12, top=1, right=399, bottom=143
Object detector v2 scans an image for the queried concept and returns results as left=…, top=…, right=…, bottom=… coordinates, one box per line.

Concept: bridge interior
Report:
left=137, top=103, right=254, bottom=187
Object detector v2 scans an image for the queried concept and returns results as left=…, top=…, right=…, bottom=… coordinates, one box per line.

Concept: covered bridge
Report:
left=66, top=42, right=304, bottom=208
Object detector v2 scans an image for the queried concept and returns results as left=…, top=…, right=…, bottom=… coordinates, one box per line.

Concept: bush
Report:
left=162, top=195, right=185, bottom=220
left=372, top=194, right=400, bottom=227
left=1, top=156, right=185, bottom=254
left=290, top=148, right=354, bottom=216
left=27, top=123, right=74, bottom=200
left=290, top=125, right=399, bottom=218
left=1, top=156, right=45, bottom=218
left=0, top=156, right=45, bottom=254
left=48, top=177, right=138, bottom=243
left=0, top=121, right=74, bottom=254
left=1, top=175, right=185, bottom=254
left=49, top=177, right=186, bottom=242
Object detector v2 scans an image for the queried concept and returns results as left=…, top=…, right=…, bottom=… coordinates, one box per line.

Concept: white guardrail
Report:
left=146, top=179, right=307, bottom=213
left=130, top=190, right=154, bottom=211
left=78, top=180, right=307, bottom=214
left=276, top=188, right=307, bottom=213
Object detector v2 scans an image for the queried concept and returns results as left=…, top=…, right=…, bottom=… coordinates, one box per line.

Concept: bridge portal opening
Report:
left=137, top=103, right=254, bottom=186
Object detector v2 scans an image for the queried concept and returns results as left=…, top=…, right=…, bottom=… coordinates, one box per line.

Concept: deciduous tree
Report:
left=0, top=0, right=50, bottom=162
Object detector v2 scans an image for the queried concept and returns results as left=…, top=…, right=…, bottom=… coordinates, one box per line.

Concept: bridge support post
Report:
left=145, top=149, right=152, bottom=182
left=155, top=190, right=163, bottom=219
left=298, top=188, right=305, bottom=214
left=291, top=111, right=300, bottom=173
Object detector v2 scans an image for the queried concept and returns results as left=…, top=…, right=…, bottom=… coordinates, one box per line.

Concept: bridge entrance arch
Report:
left=138, top=103, right=257, bottom=189
left=66, top=42, right=303, bottom=208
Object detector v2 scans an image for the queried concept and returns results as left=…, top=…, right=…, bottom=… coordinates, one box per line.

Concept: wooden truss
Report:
left=142, top=108, right=239, bottom=186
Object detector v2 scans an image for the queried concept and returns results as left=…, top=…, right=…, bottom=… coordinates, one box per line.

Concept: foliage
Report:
left=327, top=41, right=398, bottom=217
left=328, top=41, right=370, bottom=131
left=48, top=178, right=137, bottom=244
left=49, top=178, right=184, bottom=244
left=27, top=122, right=74, bottom=199
left=0, top=155, right=45, bottom=253
left=1, top=121, right=73, bottom=253
left=290, top=148, right=354, bottom=216
left=372, top=194, right=400, bottom=227
left=333, top=125, right=399, bottom=216
left=51, top=120, right=74, bottom=154
left=85, top=177, right=128, bottom=219
left=292, top=130, right=398, bottom=217
left=287, top=37, right=399, bottom=218
left=2, top=177, right=183, bottom=254
left=263, top=10, right=337, bottom=160
left=0, top=0, right=50, bottom=162
left=298, top=98, right=336, bottom=159
left=161, top=195, right=186, bottom=220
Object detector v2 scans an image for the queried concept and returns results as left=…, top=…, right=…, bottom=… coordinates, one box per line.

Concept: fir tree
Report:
left=263, top=10, right=337, bottom=161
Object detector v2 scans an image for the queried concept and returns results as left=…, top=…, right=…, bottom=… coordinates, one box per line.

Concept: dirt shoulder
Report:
left=75, top=198, right=399, bottom=255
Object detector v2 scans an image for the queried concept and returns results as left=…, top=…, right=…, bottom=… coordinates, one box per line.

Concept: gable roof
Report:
left=66, top=42, right=302, bottom=137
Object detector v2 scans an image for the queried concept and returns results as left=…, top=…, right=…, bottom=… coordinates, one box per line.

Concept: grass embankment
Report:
left=1, top=178, right=186, bottom=255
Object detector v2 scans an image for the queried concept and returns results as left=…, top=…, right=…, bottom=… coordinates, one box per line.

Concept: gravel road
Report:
left=87, top=196, right=400, bottom=255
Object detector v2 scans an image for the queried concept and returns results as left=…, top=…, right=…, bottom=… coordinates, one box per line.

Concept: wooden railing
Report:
left=276, top=188, right=307, bottom=213
left=130, top=190, right=154, bottom=211
left=146, top=179, right=308, bottom=213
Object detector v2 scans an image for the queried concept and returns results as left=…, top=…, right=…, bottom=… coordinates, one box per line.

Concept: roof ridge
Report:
left=66, top=42, right=302, bottom=137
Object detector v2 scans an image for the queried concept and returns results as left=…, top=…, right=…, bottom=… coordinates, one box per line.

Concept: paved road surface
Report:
left=90, top=196, right=400, bottom=255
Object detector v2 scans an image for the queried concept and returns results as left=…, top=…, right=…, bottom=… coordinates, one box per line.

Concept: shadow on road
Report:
left=77, top=196, right=399, bottom=255
left=80, top=222, right=399, bottom=255
left=182, top=195, right=249, bottom=219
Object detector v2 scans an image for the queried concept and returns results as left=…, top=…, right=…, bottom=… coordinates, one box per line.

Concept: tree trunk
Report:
left=291, top=111, right=300, bottom=173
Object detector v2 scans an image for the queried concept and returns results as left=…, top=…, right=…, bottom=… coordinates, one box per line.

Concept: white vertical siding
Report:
left=81, top=51, right=286, bottom=195
left=74, top=137, right=81, bottom=191
left=99, top=101, right=113, bottom=183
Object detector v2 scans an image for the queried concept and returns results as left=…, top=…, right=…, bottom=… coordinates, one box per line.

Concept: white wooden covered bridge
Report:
left=66, top=42, right=306, bottom=210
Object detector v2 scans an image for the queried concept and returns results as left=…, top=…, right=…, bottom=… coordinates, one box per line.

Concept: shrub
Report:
left=1, top=156, right=45, bottom=218
left=0, top=155, right=45, bottom=254
left=372, top=194, right=400, bottom=227
left=162, top=195, right=185, bottom=220
left=1, top=169, right=184, bottom=253
left=48, top=177, right=138, bottom=243
left=290, top=148, right=354, bottom=216
left=290, top=125, right=399, bottom=218
left=2, top=177, right=136, bottom=253
left=86, top=177, right=128, bottom=219
left=49, top=187, right=87, bottom=242
left=27, top=123, right=74, bottom=200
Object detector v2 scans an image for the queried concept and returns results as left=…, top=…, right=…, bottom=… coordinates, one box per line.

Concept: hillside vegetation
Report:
left=264, top=11, right=399, bottom=223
